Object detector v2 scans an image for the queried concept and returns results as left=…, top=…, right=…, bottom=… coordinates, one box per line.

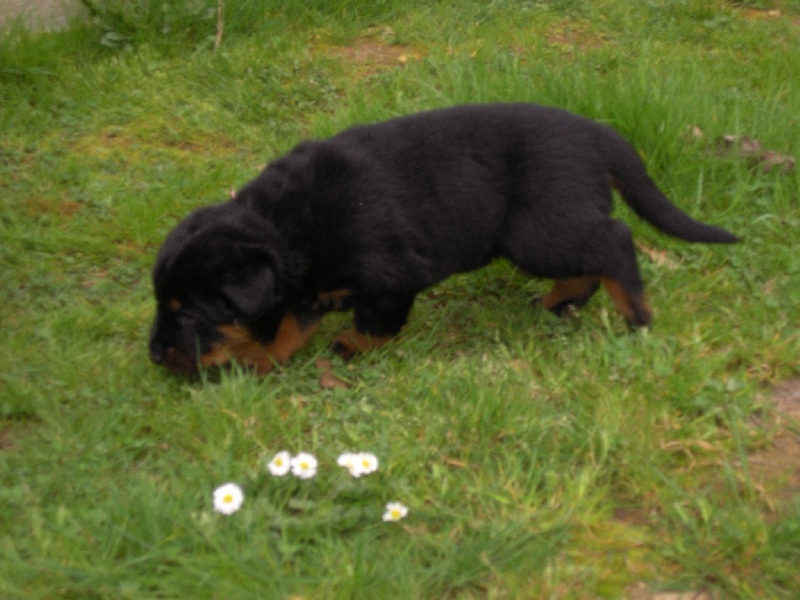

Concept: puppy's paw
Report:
left=532, top=296, right=580, bottom=318
left=330, top=339, right=357, bottom=361
left=331, top=329, right=393, bottom=359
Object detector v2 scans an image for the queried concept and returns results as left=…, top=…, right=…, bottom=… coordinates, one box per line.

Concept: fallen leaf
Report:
left=627, top=583, right=713, bottom=600
left=684, top=124, right=704, bottom=140
left=743, top=8, right=782, bottom=19
left=716, top=134, right=761, bottom=157
left=758, top=150, right=796, bottom=174
left=508, top=359, right=531, bottom=372
left=441, top=456, right=468, bottom=468
left=636, top=242, right=680, bottom=269
left=315, top=358, right=350, bottom=390
left=714, top=134, right=795, bottom=173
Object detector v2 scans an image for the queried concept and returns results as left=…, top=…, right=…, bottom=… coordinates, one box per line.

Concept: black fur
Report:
left=150, top=103, right=737, bottom=376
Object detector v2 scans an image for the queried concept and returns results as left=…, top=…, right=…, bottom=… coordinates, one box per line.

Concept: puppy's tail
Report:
left=605, top=132, right=739, bottom=243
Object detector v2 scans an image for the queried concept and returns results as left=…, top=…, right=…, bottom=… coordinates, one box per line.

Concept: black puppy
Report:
left=150, top=103, right=737, bottom=376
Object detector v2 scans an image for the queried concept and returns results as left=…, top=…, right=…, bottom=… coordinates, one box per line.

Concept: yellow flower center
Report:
left=223, top=494, right=233, bottom=504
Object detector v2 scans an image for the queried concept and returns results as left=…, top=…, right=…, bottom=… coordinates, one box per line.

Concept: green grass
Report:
left=2, top=0, right=800, bottom=598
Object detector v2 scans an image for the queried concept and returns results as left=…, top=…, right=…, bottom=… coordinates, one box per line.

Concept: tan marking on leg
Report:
left=540, top=277, right=600, bottom=311
left=168, top=298, right=182, bottom=312
left=600, top=277, right=652, bottom=326
left=332, top=328, right=393, bottom=357
left=201, top=314, right=319, bottom=375
left=264, top=314, right=320, bottom=363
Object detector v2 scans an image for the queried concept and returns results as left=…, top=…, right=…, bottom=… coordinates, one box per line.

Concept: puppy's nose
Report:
left=150, top=342, right=167, bottom=365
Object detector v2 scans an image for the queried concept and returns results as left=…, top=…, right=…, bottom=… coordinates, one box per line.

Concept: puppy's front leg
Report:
left=331, top=293, right=416, bottom=360
left=262, top=314, right=321, bottom=369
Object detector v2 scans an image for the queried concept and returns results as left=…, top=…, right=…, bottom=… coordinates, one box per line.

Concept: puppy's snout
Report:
left=151, top=344, right=200, bottom=376
left=150, top=343, right=167, bottom=365
left=149, top=317, right=167, bottom=365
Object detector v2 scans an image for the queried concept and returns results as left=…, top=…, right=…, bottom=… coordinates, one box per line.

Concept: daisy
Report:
left=290, top=452, right=318, bottom=479
left=267, top=451, right=292, bottom=476
left=382, top=501, right=408, bottom=522
left=212, top=483, right=244, bottom=515
left=337, top=452, right=359, bottom=474
left=337, top=452, right=379, bottom=478
left=355, top=452, right=379, bottom=476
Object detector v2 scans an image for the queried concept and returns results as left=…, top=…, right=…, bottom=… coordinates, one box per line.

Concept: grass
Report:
left=1, top=0, right=799, bottom=598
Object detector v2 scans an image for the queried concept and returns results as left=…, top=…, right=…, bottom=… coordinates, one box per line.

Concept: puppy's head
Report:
left=149, top=201, right=302, bottom=376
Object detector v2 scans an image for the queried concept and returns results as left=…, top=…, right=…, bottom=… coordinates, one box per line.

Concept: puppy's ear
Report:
left=221, top=264, right=276, bottom=318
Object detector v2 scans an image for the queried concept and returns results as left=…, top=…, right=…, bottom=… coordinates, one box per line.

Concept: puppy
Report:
left=149, top=103, right=738, bottom=376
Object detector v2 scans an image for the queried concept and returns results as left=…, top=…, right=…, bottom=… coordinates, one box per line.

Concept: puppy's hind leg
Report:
left=600, top=276, right=651, bottom=327
left=592, top=220, right=652, bottom=327
left=537, top=276, right=600, bottom=316
left=506, top=214, right=651, bottom=327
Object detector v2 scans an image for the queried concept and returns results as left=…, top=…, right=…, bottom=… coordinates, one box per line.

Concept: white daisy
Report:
left=337, top=452, right=379, bottom=478
left=382, top=501, right=408, bottom=522
left=290, top=452, right=318, bottom=479
left=337, top=452, right=359, bottom=474
left=267, top=450, right=292, bottom=476
left=212, top=483, right=244, bottom=515
left=355, top=452, right=379, bottom=476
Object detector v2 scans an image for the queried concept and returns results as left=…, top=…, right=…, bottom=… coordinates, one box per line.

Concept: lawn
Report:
left=1, top=0, right=799, bottom=598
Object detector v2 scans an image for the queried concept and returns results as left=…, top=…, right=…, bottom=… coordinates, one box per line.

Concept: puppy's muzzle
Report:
left=150, top=340, right=199, bottom=376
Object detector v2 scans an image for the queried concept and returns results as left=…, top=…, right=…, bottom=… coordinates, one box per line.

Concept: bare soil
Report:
left=0, top=0, right=83, bottom=29
left=747, top=378, right=800, bottom=505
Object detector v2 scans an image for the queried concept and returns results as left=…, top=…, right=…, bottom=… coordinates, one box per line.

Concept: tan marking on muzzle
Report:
left=201, top=314, right=320, bottom=374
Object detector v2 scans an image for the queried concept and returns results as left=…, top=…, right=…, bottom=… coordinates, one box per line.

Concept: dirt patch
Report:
left=745, top=378, right=800, bottom=506
left=0, top=0, right=83, bottom=29
left=23, top=197, right=83, bottom=219
left=71, top=128, right=145, bottom=159
left=70, top=126, right=240, bottom=162
left=546, top=21, right=609, bottom=51
left=770, top=377, right=800, bottom=420
left=328, top=40, right=408, bottom=67
left=325, top=38, right=420, bottom=77
left=627, top=583, right=715, bottom=600
left=0, top=428, right=14, bottom=451
left=738, top=7, right=800, bottom=28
